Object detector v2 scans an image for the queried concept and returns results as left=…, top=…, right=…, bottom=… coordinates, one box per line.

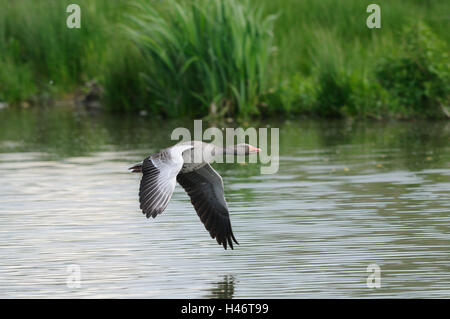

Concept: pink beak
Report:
left=249, top=146, right=261, bottom=153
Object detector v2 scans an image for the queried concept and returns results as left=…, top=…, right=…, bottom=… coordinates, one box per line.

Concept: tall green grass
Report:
left=261, top=0, right=449, bottom=77
left=0, top=0, right=127, bottom=103
left=261, top=0, right=450, bottom=118
left=121, top=0, right=275, bottom=117
left=0, top=0, right=448, bottom=118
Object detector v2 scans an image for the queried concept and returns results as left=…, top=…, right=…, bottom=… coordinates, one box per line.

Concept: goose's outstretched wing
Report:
left=139, top=146, right=191, bottom=218
left=176, top=164, right=239, bottom=250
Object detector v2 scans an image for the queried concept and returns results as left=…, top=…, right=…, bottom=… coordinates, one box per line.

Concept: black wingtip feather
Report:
left=129, top=163, right=143, bottom=173
left=231, top=232, right=239, bottom=245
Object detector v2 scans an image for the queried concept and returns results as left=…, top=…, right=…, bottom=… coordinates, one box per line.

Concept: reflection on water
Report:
left=0, top=107, right=449, bottom=298
left=205, top=275, right=235, bottom=299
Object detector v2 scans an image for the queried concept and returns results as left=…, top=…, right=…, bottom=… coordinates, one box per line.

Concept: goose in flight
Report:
left=129, top=141, right=261, bottom=249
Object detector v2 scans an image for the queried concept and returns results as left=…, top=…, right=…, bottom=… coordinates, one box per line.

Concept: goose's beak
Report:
left=249, top=146, right=261, bottom=153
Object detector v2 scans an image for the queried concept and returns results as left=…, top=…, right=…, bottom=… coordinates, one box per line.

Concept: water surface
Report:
left=0, top=107, right=449, bottom=298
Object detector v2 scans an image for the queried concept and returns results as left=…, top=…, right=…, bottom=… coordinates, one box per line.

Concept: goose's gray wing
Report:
left=176, top=164, right=238, bottom=250
left=139, top=146, right=190, bottom=218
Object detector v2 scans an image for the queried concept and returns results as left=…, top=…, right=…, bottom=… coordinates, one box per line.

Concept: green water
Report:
left=0, top=106, right=449, bottom=298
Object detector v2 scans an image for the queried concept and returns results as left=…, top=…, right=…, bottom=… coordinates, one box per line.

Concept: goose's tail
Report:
left=128, top=162, right=143, bottom=173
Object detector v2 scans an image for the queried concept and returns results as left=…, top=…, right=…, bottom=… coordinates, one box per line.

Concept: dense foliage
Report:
left=0, top=0, right=448, bottom=119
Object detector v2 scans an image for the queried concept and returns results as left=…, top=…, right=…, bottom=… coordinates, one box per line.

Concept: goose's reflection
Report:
left=204, top=275, right=236, bottom=299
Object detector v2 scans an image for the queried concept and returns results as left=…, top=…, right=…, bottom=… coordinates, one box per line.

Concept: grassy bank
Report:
left=0, top=0, right=449, bottom=118
left=0, top=0, right=127, bottom=103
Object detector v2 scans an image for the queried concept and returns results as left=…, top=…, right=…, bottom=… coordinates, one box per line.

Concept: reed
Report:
left=122, top=0, right=276, bottom=117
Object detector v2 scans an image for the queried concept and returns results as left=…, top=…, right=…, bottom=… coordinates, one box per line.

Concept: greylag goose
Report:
left=129, top=141, right=261, bottom=249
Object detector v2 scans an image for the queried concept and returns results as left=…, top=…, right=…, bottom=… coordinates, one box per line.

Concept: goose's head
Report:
left=233, top=143, right=261, bottom=155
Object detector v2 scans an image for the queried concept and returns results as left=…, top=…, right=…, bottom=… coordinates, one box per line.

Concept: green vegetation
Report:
left=122, top=0, right=275, bottom=117
left=0, top=0, right=126, bottom=103
left=376, top=23, right=450, bottom=118
left=0, top=0, right=449, bottom=118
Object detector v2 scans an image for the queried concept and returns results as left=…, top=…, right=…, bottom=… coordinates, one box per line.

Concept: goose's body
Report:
left=130, top=141, right=260, bottom=249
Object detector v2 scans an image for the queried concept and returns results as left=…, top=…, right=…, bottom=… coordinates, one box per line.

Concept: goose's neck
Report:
left=214, top=145, right=236, bottom=155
